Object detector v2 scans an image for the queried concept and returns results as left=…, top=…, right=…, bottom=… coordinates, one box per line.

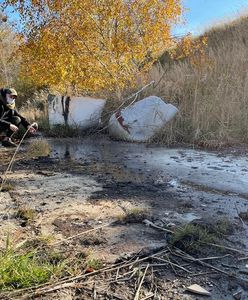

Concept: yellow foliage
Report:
left=0, top=22, right=20, bottom=86
left=3, top=0, right=182, bottom=94
left=170, top=34, right=209, bottom=68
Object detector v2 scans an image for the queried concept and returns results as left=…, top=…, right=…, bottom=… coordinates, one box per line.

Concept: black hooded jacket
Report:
left=0, top=88, right=30, bottom=130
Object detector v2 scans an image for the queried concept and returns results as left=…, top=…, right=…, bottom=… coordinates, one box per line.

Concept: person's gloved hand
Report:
left=32, top=122, right=38, bottom=130
left=9, top=124, right=18, bottom=132
left=28, top=122, right=38, bottom=134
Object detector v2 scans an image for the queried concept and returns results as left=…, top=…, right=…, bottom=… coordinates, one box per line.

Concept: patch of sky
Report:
left=172, top=0, right=248, bottom=36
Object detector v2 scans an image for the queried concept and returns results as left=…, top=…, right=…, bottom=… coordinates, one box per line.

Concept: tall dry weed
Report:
left=146, top=15, right=248, bottom=147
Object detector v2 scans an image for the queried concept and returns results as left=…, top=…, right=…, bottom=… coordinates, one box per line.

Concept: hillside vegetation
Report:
left=147, top=15, right=248, bottom=147
left=1, top=11, right=248, bottom=148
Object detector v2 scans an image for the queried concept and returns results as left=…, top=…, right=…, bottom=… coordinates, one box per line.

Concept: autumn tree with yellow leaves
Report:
left=0, top=14, right=20, bottom=87
left=2, top=0, right=182, bottom=95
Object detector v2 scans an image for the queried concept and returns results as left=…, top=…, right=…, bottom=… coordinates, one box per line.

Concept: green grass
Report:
left=0, top=249, right=66, bottom=291
left=170, top=224, right=216, bottom=253
left=170, top=219, right=232, bottom=254
left=0, top=235, right=98, bottom=291
left=215, top=218, right=233, bottom=236
left=86, top=258, right=103, bottom=270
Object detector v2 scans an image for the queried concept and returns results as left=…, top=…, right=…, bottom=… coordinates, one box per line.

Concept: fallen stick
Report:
left=140, top=293, right=154, bottom=300
left=238, top=257, right=248, bottom=261
left=196, top=254, right=231, bottom=261
left=221, top=263, right=239, bottom=269
left=116, top=81, right=155, bottom=112
left=165, top=253, right=177, bottom=275
left=204, top=242, right=248, bottom=255
left=115, top=267, right=120, bottom=281
left=134, top=264, right=149, bottom=300
left=82, top=269, right=137, bottom=288
left=143, top=219, right=174, bottom=234
left=96, top=81, right=155, bottom=134
left=21, top=282, right=77, bottom=299
left=235, top=203, right=245, bottom=227
left=189, top=271, right=217, bottom=277
left=173, top=248, right=248, bottom=288
left=153, top=256, right=192, bottom=273
left=93, top=282, right=97, bottom=300
left=172, top=248, right=230, bottom=276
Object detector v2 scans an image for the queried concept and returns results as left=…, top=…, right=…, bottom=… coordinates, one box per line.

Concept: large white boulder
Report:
left=108, top=96, right=178, bottom=142
left=48, top=95, right=106, bottom=129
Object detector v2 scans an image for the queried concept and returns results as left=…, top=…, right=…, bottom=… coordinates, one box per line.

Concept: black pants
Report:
left=0, top=116, right=21, bottom=137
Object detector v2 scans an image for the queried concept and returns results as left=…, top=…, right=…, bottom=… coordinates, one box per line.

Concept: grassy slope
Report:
left=147, top=15, right=248, bottom=147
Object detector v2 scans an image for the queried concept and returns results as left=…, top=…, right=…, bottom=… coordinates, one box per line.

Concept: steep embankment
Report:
left=149, top=15, right=248, bottom=147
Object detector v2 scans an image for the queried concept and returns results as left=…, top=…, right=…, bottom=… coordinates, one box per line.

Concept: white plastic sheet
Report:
left=48, top=95, right=106, bottom=129
left=108, top=96, right=178, bottom=142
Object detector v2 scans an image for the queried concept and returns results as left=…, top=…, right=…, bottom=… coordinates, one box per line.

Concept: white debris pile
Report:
left=108, top=96, right=178, bottom=142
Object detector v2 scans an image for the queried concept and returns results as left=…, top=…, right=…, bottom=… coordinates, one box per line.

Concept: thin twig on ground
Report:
left=196, top=254, right=231, bottom=261
left=235, top=203, right=245, bottom=227
left=172, top=248, right=230, bottom=275
left=20, top=282, right=78, bottom=300
left=189, top=271, right=217, bottom=277
left=204, top=242, right=248, bottom=254
left=134, top=264, right=149, bottom=300
left=52, top=223, right=110, bottom=245
left=93, top=282, right=97, bottom=300
left=143, top=219, right=174, bottom=233
left=238, top=257, right=248, bottom=261
left=153, top=256, right=192, bottom=273
left=140, top=293, right=154, bottom=300
left=169, top=247, right=248, bottom=288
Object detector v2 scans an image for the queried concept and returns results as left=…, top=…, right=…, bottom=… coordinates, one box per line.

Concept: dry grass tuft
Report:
left=15, top=207, right=36, bottom=226
left=27, top=139, right=51, bottom=157
left=0, top=183, right=15, bottom=192
left=117, top=208, right=150, bottom=224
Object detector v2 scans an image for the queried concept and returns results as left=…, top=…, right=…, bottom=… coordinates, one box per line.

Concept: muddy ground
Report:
left=1, top=136, right=248, bottom=300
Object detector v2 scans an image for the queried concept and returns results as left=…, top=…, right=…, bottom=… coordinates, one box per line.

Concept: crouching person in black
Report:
left=0, top=88, right=38, bottom=147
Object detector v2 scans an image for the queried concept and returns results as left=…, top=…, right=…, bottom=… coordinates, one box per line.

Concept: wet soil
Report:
left=0, top=136, right=248, bottom=299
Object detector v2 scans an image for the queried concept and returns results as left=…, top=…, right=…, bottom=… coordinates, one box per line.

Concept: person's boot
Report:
left=2, top=137, right=17, bottom=148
